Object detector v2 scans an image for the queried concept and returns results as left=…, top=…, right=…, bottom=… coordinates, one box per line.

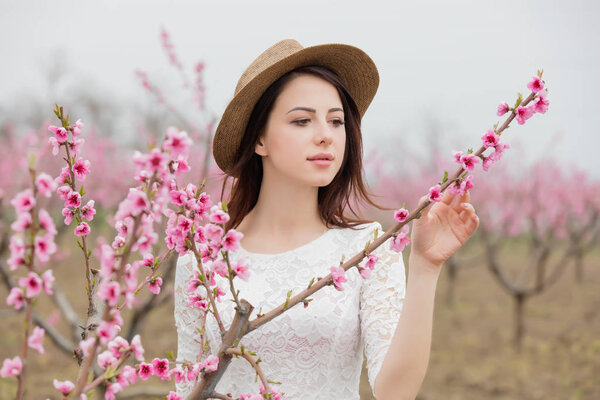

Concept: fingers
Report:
left=458, top=202, right=479, bottom=227
left=440, top=189, right=455, bottom=206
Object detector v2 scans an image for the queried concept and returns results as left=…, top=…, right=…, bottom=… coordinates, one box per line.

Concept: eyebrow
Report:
left=287, top=106, right=344, bottom=114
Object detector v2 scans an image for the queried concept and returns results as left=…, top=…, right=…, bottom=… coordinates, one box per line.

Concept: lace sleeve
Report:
left=174, top=252, right=206, bottom=398
left=360, top=223, right=407, bottom=398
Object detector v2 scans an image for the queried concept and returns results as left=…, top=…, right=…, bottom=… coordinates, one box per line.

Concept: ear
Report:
left=255, top=136, right=267, bottom=157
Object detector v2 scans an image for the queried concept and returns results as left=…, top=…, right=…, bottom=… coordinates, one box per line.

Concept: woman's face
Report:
left=255, top=74, right=346, bottom=188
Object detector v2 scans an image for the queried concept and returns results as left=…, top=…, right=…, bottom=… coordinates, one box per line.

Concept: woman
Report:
left=174, top=39, right=479, bottom=400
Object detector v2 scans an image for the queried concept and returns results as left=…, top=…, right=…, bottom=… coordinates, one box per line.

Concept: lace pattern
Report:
left=173, top=222, right=406, bottom=399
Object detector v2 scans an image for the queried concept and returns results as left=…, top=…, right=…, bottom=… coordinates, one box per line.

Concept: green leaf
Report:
left=307, top=277, right=315, bottom=289
left=441, top=170, right=448, bottom=184
left=514, top=92, right=523, bottom=109
left=166, top=351, right=175, bottom=361
left=28, top=154, right=36, bottom=169
left=373, top=228, right=379, bottom=240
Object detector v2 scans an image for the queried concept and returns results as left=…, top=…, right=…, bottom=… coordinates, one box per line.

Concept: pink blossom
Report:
left=126, top=190, right=149, bottom=216
left=211, top=259, right=228, bottom=277
left=118, top=365, right=138, bottom=386
left=41, top=269, right=55, bottom=295
left=152, top=358, right=171, bottom=380
left=11, top=212, right=32, bottom=232
left=138, top=363, right=153, bottom=381
left=173, top=155, right=190, bottom=175
left=0, top=356, right=23, bottom=378
left=460, top=154, right=480, bottom=172
left=202, top=355, right=219, bottom=372
left=79, top=337, right=96, bottom=357
left=533, top=90, right=549, bottom=114
left=72, top=119, right=84, bottom=137
left=27, top=326, right=45, bottom=354
left=61, top=207, right=75, bottom=225
left=364, top=254, right=379, bottom=270
left=98, top=281, right=121, bottom=307
left=188, top=295, right=208, bottom=311
left=146, top=149, right=168, bottom=173
left=515, top=105, right=535, bottom=125
left=55, top=167, right=71, bottom=185
left=452, top=151, right=463, bottom=164
left=53, top=379, right=74, bottom=396
left=167, top=391, right=183, bottom=400
left=35, top=173, right=57, bottom=197
left=330, top=266, right=347, bottom=291
left=6, top=287, right=25, bottom=310
left=56, top=185, right=71, bottom=200
left=108, top=336, right=129, bottom=358
left=428, top=184, right=442, bottom=202
left=163, top=127, right=192, bottom=158
left=19, top=272, right=43, bottom=298
left=169, top=190, right=187, bottom=206
left=148, top=277, right=163, bottom=295
left=177, top=215, right=193, bottom=233
left=209, top=205, right=230, bottom=224
left=39, top=209, right=57, bottom=235
left=481, top=129, right=499, bottom=148
left=81, top=200, right=96, bottom=221
left=74, top=222, right=91, bottom=237
left=527, top=76, right=544, bottom=93
left=65, top=190, right=82, bottom=208
left=105, top=382, right=123, bottom=400
left=205, top=223, right=224, bottom=243
left=497, top=102, right=510, bottom=116
left=233, top=258, right=250, bottom=281
left=97, top=350, right=117, bottom=370
left=185, top=276, right=202, bottom=293
left=394, top=208, right=408, bottom=222
left=359, top=267, right=371, bottom=279
left=11, top=189, right=36, bottom=213
left=48, top=125, right=68, bottom=143
left=67, top=137, right=84, bottom=157
left=48, top=136, right=60, bottom=155
left=128, top=334, right=145, bottom=362
left=221, top=229, right=243, bottom=251
left=97, top=320, right=120, bottom=346
left=35, top=234, right=57, bottom=263
left=72, top=158, right=91, bottom=181
left=390, top=225, right=411, bottom=253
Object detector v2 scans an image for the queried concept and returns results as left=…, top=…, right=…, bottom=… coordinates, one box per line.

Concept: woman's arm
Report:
left=373, top=253, right=440, bottom=400
left=374, top=190, right=479, bottom=400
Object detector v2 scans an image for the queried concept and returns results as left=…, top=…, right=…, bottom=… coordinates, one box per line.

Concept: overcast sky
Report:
left=2, top=0, right=599, bottom=176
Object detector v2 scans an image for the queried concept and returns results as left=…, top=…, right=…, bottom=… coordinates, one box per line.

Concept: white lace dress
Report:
left=174, top=221, right=406, bottom=399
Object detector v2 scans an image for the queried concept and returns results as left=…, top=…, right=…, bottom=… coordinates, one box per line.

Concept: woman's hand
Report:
left=410, top=190, right=479, bottom=270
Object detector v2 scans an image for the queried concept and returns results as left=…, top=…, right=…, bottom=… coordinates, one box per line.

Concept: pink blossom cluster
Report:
left=497, top=76, right=550, bottom=124
left=3, top=172, right=60, bottom=381
left=160, top=27, right=184, bottom=70
left=194, top=62, right=207, bottom=110
left=48, top=119, right=96, bottom=237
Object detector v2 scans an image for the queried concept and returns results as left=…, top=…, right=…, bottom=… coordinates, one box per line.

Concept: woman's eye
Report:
left=331, top=119, right=345, bottom=127
left=293, top=118, right=310, bottom=126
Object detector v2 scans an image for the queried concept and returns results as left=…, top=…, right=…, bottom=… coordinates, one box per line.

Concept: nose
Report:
left=313, top=119, right=333, bottom=146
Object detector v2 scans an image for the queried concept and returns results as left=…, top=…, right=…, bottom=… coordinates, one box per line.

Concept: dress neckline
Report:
left=237, top=227, right=336, bottom=258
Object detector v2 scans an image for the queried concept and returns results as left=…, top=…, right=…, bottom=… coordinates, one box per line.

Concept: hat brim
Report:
left=213, top=43, right=380, bottom=176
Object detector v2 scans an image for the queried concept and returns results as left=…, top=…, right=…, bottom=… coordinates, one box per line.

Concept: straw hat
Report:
left=212, top=39, right=380, bottom=175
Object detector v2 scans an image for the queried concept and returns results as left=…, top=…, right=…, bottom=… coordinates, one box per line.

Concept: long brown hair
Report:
left=221, top=65, right=391, bottom=232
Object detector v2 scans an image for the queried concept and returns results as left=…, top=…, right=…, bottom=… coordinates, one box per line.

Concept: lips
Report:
left=307, top=153, right=334, bottom=161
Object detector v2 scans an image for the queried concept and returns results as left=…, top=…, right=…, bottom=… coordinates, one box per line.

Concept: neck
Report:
left=237, top=171, right=326, bottom=239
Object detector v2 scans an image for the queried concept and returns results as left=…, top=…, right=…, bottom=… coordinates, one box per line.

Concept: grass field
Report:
left=1, top=235, right=598, bottom=399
